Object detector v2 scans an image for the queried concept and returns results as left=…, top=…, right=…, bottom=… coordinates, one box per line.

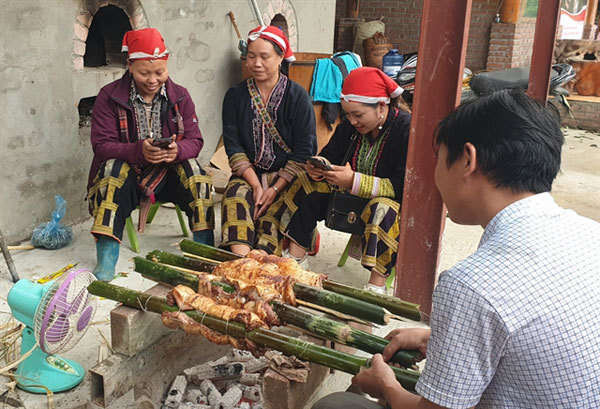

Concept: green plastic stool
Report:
left=125, top=203, right=189, bottom=253
left=337, top=237, right=396, bottom=290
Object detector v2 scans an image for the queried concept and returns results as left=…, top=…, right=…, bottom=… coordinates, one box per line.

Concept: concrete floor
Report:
left=0, top=128, right=597, bottom=408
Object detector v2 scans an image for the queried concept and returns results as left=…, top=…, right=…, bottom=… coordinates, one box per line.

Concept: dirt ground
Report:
left=0, top=128, right=597, bottom=408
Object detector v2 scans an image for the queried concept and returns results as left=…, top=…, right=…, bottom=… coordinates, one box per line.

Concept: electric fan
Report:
left=7, top=269, right=96, bottom=393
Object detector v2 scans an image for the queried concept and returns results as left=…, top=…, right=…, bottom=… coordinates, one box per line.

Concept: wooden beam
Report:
left=346, top=0, right=360, bottom=19
left=394, top=0, right=472, bottom=318
left=527, top=1, right=560, bottom=103
left=586, top=0, right=598, bottom=25
left=500, top=0, right=523, bottom=23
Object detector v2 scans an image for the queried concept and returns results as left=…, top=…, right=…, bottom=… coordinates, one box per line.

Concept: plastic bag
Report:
left=31, top=195, right=73, bottom=250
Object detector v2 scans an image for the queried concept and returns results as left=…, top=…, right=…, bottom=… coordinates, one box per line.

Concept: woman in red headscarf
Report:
left=261, top=67, right=411, bottom=293
left=221, top=25, right=317, bottom=256
left=87, top=28, right=214, bottom=281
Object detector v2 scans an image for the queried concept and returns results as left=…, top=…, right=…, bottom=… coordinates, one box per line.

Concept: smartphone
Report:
left=307, top=156, right=333, bottom=171
left=152, top=137, right=173, bottom=149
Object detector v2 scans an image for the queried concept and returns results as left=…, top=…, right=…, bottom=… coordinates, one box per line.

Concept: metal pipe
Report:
left=249, top=0, right=265, bottom=26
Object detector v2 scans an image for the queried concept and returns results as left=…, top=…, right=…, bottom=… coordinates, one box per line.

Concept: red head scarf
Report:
left=247, top=25, right=295, bottom=62
left=121, top=28, right=169, bottom=60
left=341, top=67, right=403, bottom=104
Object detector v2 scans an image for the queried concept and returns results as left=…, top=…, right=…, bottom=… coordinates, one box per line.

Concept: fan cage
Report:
left=33, top=269, right=96, bottom=354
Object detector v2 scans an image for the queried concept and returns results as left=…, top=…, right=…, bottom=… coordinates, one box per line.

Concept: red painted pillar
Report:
left=527, top=1, right=561, bottom=103
left=394, top=0, right=472, bottom=318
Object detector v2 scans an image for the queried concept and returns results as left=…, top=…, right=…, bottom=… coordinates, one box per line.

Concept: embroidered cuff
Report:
left=229, top=152, right=253, bottom=177
left=277, top=160, right=305, bottom=182
left=356, top=174, right=396, bottom=198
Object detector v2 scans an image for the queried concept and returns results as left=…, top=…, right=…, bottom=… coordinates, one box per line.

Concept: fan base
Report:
left=16, top=347, right=84, bottom=393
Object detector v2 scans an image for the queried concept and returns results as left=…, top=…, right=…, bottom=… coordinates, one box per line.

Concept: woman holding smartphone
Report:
left=87, top=28, right=214, bottom=281
left=221, top=25, right=317, bottom=256
left=261, top=67, right=411, bottom=293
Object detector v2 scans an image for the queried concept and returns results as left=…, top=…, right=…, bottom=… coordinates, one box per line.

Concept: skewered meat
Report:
left=213, top=252, right=326, bottom=289
left=162, top=311, right=230, bottom=344
left=246, top=250, right=326, bottom=287
left=171, top=285, right=267, bottom=331
left=195, top=277, right=280, bottom=326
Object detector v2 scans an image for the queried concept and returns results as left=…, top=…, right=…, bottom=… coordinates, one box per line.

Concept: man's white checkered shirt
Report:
left=416, top=193, right=600, bottom=408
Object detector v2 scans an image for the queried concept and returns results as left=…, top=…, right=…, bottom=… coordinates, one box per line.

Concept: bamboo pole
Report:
left=134, top=257, right=392, bottom=325
left=174, top=244, right=421, bottom=320
left=271, top=302, right=421, bottom=368
left=133, top=258, right=422, bottom=367
left=179, top=240, right=239, bottom=261
left=87, top=281, right=419, bottom=391
left=147, top=250, right=218, bottom=272
left=322, top=281, right=421, bottom=321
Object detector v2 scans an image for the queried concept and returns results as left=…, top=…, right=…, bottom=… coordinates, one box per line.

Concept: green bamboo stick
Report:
left=87, top=281, right=419, bottom=392
left=135, top=257, right=391, bottom=325
left=134, top=257, right=199, bottom=288
left=176, top=242, right=421, bottom=321
left=147, top=250, right=217, bottom=272
left=271, top=302, right=421, bottom=368
left=133, top=257, right=420, bottom=367
left=179, top=239, right=239, bottom=261
left=292, top=283, right=391, bottom=325
left=322, top=281, right=421, bottom=321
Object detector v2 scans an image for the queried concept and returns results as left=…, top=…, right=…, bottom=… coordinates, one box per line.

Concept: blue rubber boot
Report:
left=92, top=236, right=120, bottom=281
left=193, top=229, right=214, bottom=246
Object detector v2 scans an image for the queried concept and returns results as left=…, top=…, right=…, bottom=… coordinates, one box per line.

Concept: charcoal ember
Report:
left=184, top=388, right=208, bottom=405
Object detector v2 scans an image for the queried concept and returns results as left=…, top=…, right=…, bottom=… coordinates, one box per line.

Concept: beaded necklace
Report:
left=351, top=107, right=399, bottom=175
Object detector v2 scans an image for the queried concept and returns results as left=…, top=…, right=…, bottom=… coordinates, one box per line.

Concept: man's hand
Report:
left=306, top=160, right=325, bottom=181
left=383, top=328, right=430, bottom=362
left=352, top=354, right=401, bottom=401
left=323, top=162, right=354, bottom=188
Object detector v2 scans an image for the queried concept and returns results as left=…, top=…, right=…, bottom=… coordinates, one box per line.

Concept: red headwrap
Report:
left=121, top=28, right=169, bottom=60
left=341, top=67, right=403, bottom=104
left=247, top=25, right=295, bottom=62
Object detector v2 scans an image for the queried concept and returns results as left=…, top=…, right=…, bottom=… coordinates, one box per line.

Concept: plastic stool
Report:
left=125, top=203, right=189, bottom=253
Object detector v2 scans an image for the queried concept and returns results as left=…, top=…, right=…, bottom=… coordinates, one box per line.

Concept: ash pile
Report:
left=163, top=348, right=310, bottom=409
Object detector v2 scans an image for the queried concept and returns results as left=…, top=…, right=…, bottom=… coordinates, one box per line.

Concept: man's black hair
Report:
left=436, top=89, right=564, bottom=194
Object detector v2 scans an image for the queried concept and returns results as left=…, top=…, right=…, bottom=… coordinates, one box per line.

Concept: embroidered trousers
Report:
left=88, top=159, right=214, bottom=241
left=221, top=176, right=286, bottom=252
left=259, top=172, right=401, bottom=277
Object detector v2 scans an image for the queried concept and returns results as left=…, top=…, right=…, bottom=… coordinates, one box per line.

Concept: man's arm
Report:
left=352, top=354, right=470, bottom=409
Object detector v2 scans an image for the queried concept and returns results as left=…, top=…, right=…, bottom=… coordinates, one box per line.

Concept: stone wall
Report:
left=0, top=0, right=336, bottom=243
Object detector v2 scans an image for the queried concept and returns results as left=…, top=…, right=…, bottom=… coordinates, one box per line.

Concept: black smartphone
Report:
left=307, top=156, right=333, bottom=171
left=152, top=137, right=172, bottom=149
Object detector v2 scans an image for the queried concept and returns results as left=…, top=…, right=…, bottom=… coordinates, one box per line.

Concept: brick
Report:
left=110, top=283, right=172, bottom=357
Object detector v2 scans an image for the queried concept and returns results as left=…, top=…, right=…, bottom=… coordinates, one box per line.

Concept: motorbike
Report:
left=394, top=53, right=575, bottom=114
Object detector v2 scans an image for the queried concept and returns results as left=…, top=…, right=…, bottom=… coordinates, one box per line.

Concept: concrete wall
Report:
left=0, top=0, right=336, bottom=243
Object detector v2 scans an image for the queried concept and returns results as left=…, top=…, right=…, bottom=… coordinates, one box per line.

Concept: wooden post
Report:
left=346, top=0, right=360, bottom=19
left=394, top=0, right=472, bottom=318
left=586, top=0, right=598, bottom=25
left=500, top=0, right=522, bottom=23
left=527, top=1, right=560, bottom=103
